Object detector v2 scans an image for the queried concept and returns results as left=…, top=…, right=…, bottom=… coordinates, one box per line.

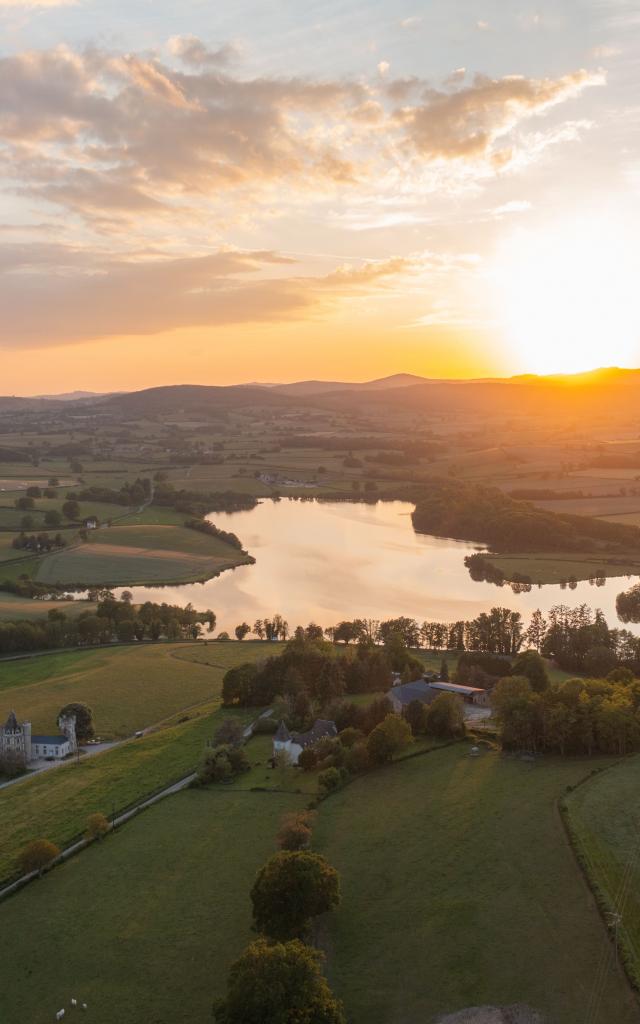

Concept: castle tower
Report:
left=58, top=713, right=77, bottom=754
left=1, top=711, right=29, bottom=768
left=22, top=721, right=32, bottom=764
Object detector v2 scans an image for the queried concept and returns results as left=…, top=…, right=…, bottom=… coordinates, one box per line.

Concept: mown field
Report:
left=0, top=641, right=275, bottom=736
left=0, top=746, right=636, bottom=1024
left=34, top=524, right=252, bottom=585
left=315, top=746, right=639, bottom=1024
left=0, top=788, right=305, bottom=1024
left=566, top=755, right=640, bottom=990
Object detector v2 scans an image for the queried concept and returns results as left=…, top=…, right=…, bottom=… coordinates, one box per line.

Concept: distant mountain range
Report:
left=33, top=390, right=114, bottom=402
left=2, top=368, right=640, bottom=418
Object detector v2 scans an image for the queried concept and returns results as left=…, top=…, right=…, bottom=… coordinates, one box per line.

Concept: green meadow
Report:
left=0, top=746, right=636, bottom=1024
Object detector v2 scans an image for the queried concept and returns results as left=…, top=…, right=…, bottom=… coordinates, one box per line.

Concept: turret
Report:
left=58, top=713, right=77, bottom=753
left=22, top=721, right=32, bottom=763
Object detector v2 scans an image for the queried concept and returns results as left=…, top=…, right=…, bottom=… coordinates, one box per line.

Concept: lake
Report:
left=117, top=499, right=636, bottom=634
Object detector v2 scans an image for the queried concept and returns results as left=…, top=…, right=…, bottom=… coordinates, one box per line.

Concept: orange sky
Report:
left=1, top=1, right=638, bottom=394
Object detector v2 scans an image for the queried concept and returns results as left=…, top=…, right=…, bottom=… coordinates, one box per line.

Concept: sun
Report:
left=491, top=214, right=640, bottom=375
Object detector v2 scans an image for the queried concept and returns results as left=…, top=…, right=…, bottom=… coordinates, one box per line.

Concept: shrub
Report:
left=85, top=812, right=110, bottom=841
left=17, top=839, right=60, bottom=876
left=344, top=741, right=370, bottom=774
left=198, top=745, right=249, bottom=785
left=318, top=766, right=346, bottom=794
left=277, top=811, right=315, bottom=851
left=337, top=726, right=364, bottom=748
left=297, top=747, right=319, bottom=771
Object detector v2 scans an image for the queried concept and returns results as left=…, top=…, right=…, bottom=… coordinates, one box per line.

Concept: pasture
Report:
left=566, top=755, right=640, bottom=990
left=0, top=746, right=636, bottom=1023
left=489, top=551, right=640, bottom=584
left=314, top=746, right=638, bottom=1024
left=0, top=698, right=252, bottom=884
left=34, top=524, right=251, bottom=585
left=0, top=641, right=275, bottom=737
left=0, top=788, right=305, bottom=1024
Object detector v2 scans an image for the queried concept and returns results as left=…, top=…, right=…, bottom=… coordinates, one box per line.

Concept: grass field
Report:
left=34, top=524, right=252, bottom=585
left=0, top=641, right=275, bottom=736
left=0, top=594, right=96, bottom=620
left=489, top=551, right=640, bottom=584
left=0, top=788, right=305, bottom=1024
left=566, top=755, right=640, bottom=990
left=0, top=534, right=30, bottom=562
left=0, top=697, right=256, bottom=884
left=314, top=746, right=639, bottom=1024
left=0, top=746, right=636, bottom=1024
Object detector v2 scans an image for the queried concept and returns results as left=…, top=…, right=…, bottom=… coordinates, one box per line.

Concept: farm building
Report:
left=273, top=718, right=337, bottom=765
left=387, top=678, right=489, bottom=713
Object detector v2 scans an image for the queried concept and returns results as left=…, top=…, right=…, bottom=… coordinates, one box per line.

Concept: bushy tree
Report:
left=58, top=701, right=94, bottom=741
left=277, top=811, right=315, bottom=851
left=584, top=645, right=618, bottom=679
left=213, top=939, right=346, bottom=1024
left=366, top=714, right=412, bottom=765
left=511, top=650, right=550, bottom=693
left=425, top=693, right=465, bottom=739
left=198, top=745, right=249, bottom=785
left=403, top=699, right=428, bottom=736
left=250, top=851, right=341, bottom=940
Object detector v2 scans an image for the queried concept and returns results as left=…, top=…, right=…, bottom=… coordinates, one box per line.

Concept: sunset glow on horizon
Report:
left=0, top=0, right=639, bottom=393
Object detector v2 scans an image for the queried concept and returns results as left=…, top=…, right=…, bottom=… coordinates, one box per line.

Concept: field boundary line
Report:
left=559, top=758, right=640, bottom=1004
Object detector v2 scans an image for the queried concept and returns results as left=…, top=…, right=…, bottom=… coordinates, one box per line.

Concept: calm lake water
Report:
left=119, top=499, right=636, bottom=633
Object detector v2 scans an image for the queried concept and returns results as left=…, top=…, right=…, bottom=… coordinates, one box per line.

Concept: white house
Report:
left=0, top=711, right=77, bottom=767
left=273, top=719, right=337, bottom=765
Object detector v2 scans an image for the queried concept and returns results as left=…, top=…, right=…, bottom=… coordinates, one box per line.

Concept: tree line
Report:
left=492, top=671, right=640, bottom=756
left=411, top=477, right=640, bottom=555
left=0, top=593, right=216, bottom=654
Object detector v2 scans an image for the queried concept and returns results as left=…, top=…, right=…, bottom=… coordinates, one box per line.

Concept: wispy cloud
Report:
left=0, top=244, right=427, bottom=347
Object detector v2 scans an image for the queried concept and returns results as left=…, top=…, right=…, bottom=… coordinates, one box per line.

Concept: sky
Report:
left=1, top=0, right=639, bottom=393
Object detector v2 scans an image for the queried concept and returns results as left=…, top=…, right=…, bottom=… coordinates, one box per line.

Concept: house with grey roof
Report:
left=387, top=678, right=490, bottom=715
left=273, top=718, right=337, bottom=765
left=387, top=680, right=439, bottom=714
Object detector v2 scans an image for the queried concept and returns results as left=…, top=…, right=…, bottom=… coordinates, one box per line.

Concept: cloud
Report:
left=168, top=36, right=239, bottom=68
left=0, top=0, right=76, bottom=6
left=397, top=69, right=604, bottom=162
left=491, top=199, right=532, bottom=216
left=0, top=42, right=604, bottom=233
left=400, top=16, right=422, bottom=29
left=0, top=244, right=423, bottom=347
